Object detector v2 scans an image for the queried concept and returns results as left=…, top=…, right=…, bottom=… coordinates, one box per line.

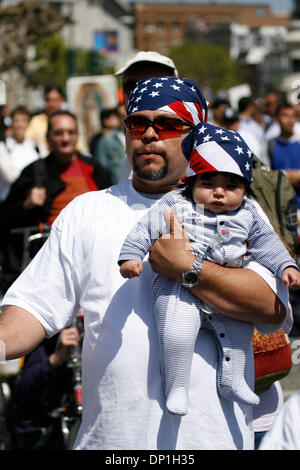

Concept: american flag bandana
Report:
left=182, top=122, right=253, bottom=182
left=127, top=77, right=208, bottom=124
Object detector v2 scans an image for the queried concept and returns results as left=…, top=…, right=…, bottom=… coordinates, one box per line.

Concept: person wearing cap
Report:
left=115, top=51, right=179, bottom=183
left=115, top=50, right=179, bottom=182
left=115, top=50, right=178, bottom=107
left=119, top=119, right=299, bottom=416
left=0, top=77, right=289, bottom=450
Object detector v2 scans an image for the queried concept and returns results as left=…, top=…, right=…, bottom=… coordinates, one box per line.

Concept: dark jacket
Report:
left=0, top=152, right=111, bottom=289
left=5, top=335, right=73, bottom=449
left=0, top=152, right=111, bottom=229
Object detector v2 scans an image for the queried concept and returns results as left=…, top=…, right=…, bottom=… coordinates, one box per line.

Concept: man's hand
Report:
left=149, top=207, right=195, bottom=282
left=60, top=327, right=81, bottom=347
left=149, top=208, right=285, bottom=326
left=49, top=327, right=81, bottom=367
left=23, top=187, right=47, bottom=210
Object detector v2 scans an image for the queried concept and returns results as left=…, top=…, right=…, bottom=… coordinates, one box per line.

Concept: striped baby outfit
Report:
left=119, top=190, right=297, bottom=414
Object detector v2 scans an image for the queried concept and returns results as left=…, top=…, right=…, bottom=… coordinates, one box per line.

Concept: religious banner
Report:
left=66, top=75, right=118, bottom=152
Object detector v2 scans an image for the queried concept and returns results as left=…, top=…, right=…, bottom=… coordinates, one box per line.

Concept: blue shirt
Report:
left=271, top=137, right=300, bottom=208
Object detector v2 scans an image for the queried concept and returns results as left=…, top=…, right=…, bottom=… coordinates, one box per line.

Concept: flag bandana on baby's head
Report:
left=182, top=122, right=253, bottom=183
left=127, top=77, right=208, bottom=125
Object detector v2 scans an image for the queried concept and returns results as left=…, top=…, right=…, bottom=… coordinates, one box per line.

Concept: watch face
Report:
left=184, top=272, right=199, bottom=284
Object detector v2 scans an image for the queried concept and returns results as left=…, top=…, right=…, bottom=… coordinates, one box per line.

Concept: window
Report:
left=256, top=9, right=267, bottom=18
left=172, top=22, right=180, bottom=32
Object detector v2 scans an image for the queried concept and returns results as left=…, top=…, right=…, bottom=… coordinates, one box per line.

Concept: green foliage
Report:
left=33, top=34, right=68, bottom=89
left=167, top=42, right=244, bottom=93
left=30, top=38, right=113, bottom=88
left=66, top=48, right=91, bottom=76
left=0, top=1, right=71, bottom=71
left=65, top=48, right=114, bottom=77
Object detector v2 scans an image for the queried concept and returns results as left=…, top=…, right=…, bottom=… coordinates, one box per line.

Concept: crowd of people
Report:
left=0, top=50, right=299, bottom=451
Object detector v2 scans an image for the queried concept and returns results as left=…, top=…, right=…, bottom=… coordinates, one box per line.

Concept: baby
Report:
left=118, top=122, right=300, bottom=415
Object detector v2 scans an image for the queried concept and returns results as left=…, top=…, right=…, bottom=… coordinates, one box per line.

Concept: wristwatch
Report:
left=181, top=253, right=203, bottom=288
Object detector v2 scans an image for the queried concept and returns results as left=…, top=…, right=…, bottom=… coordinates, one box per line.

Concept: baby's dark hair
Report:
left=181, top=172, right=253, bottom=202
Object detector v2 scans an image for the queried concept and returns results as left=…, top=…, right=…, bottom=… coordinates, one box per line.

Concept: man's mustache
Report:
left=133, top=146, right=167, bottom=160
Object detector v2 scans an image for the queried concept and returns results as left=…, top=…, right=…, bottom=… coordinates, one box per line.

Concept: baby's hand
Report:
left=120, top=260, right=143, bottom=278
left=282, top=267, right=300, bottom=289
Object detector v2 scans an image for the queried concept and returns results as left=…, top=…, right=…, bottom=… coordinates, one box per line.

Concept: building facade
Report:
left=0, top=0, right=135, bottom=71
left=280, top=0, right=300, bottom=101
left=0, top=0, right=299, bottom=99
left=133, top=2, right=290, bottom=96
left=133, top=2, right=288, bottom=53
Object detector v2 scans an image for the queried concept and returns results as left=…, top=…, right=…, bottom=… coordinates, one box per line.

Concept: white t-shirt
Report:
left=253, top=381, right=284, bottom=432
left=259, top=389, right=300, bottom=449
left=0, top=180, right=289, bottom=450
left=0, top=138, right=41, bottom=200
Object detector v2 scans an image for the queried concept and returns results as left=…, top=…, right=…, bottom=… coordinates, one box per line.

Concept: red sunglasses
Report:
left=124, top=115, right=194, bottom=139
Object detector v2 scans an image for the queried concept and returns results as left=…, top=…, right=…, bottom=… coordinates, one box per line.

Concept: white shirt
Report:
left=259, top=389, right=300, bottom=449
left=0, top=137, right=42, bottom=200
left=239, top=116, right=265, bottom=145
left=238, top=129, right=270, bottom=167
left=265, top=121, right=300, bottom=142
left=0, top=180, right=289, bottom=450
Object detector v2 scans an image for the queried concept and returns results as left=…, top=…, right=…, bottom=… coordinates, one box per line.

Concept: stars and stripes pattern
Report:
left=127, top=77, right=208, bottom=125
left=182, top=122, right=253, bottom=182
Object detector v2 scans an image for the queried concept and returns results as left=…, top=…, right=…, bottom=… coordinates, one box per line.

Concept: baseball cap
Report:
left=115, top=51, right=178, bottom=77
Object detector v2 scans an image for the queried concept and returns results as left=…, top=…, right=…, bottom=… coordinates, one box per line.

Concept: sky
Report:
left=125, top=0, right=294, bottom=15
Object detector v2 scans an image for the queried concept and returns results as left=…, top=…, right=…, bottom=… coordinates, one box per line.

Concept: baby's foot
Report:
left=166, top=387, right=188, bottom=415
